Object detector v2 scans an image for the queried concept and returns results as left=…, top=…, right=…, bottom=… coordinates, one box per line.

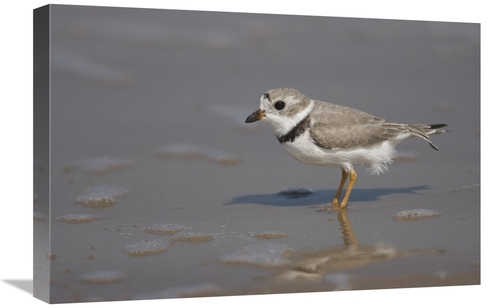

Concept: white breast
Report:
left=281, top=130, right=397, bottom=175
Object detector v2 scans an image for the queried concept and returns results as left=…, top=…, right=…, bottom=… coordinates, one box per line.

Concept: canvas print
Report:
left=33, top=4, right=480, bottom=303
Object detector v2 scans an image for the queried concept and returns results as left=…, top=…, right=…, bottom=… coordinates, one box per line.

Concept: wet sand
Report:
left=33, top=5, right=479, bottom=303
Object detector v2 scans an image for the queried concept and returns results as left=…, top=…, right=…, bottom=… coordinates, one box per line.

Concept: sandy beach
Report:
left=33, top=5, right=479, bottom=303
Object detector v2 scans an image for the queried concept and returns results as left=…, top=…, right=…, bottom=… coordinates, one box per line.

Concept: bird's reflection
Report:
left=337, top=209, right=358, bottom=249
left=267, top=209, right=443, bottom=283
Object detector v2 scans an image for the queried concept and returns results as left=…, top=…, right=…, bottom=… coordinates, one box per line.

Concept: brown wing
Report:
left=309, top=101, right=406, bottom=150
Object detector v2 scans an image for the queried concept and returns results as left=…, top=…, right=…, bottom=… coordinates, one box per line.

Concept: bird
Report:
left=245, top=88, right=447, bottom=210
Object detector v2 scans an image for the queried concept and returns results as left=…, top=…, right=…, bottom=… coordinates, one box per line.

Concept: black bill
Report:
left=245, top=109, right=265, bottom=123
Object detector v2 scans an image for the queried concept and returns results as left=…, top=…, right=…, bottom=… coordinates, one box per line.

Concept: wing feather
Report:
left=309, top=101, right=404, bottom=149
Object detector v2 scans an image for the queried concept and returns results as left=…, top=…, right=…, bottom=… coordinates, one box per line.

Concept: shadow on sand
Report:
left=225, top=185, right=429, bottom=206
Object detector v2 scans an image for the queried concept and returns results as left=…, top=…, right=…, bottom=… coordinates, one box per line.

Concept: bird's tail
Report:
left=407, top=124, right=448, bottom=151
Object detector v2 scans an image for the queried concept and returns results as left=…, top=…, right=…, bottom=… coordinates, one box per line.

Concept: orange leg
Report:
left=332, top=169, right=349, bottom=209
left=339, top=170, right=357, bottom=209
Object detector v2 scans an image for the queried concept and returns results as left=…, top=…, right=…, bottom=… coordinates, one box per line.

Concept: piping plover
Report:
left=245, top=88, right=447, bottom=210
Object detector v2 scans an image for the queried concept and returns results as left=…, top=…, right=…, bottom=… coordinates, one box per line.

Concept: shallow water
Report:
left=34, top=5, right=480, bottom=303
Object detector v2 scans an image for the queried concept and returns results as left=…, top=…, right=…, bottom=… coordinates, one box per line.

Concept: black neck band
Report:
left=277, top=116, right=310, bottom=144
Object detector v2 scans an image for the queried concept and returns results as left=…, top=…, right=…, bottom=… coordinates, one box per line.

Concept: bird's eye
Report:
left=274, top=101, right=285, bottom=110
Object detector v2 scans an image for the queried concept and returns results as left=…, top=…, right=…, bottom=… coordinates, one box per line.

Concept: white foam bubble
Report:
left=143, top=223, right=188, bottom=235
left=56, top=214, right=101, bottom=224
left=372, top=243, right=399, bottom=258
left=34, top=212, right=46, bottom=221
left=124, top=239, right=169, bottom=256
left=81, top=270, right=124, bottom=284
left=253, top=231, right=288, bottom=240
left=75, top=185, right=129, bottom=207
left=394, top=209, right=439, bottom=221
left=219, top=243, right=293, bottom=267
left=170, top=231, right=214, bottom=242
left=155, top=143, right=241, bottom=166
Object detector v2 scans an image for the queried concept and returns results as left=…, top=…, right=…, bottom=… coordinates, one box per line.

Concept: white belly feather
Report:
left=281, top=130, right=398, bottom=175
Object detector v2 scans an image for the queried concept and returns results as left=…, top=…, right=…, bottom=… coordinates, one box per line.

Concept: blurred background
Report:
left=34, top=4, right=479, bottom=303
